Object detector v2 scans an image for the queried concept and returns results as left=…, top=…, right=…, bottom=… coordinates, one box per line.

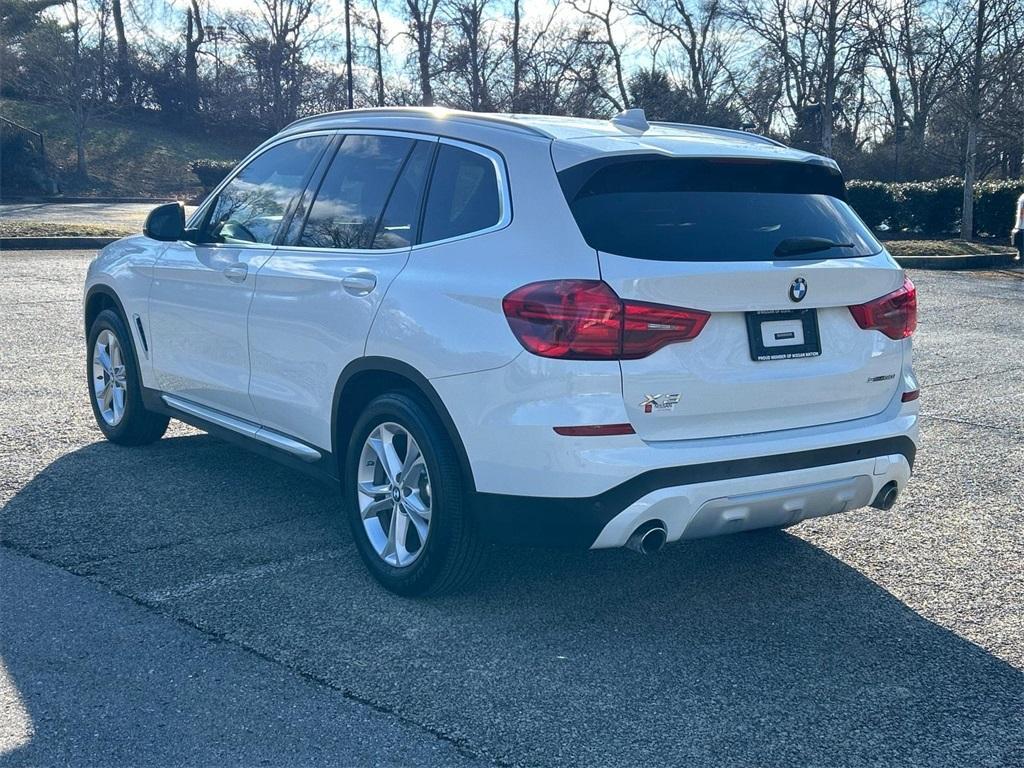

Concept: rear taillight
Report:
left=502, top=280, right=709, bottom=360
left=848, top=277, right=917, bottom=340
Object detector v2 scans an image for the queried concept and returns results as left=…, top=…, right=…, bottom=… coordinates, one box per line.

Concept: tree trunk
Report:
left=373, top=0, right=385, bottom=106
left=821, top=0, right=838, bottom=157
left=344, top=0, right=354, bottom=109
left=184, top=2, right=204, bottom=116
left=960, top=0, right=987, bottom=240
left=961, top=119, right=978, bottom=240
left=511, top=0, right=521, bottom=111
left=112, top=0, right=130, bottom=105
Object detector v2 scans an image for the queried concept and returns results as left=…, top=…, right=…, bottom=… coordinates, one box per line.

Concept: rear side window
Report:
left=421, top=144, right=501, bottom=243
left=560, top=157, right=882, bottom=262
left=373, top=141, right=434, bottom=249
left=300, top=134, right=414, bottom=249
left=205, top=135, right=329, bottom=245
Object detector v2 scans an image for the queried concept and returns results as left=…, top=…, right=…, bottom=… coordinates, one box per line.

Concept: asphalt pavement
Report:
left=1, top=251, right=1022, bottom=767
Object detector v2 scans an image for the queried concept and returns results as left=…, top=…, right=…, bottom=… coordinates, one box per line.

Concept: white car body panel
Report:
left=248, top=246, right=411, bottom=451
left=149, top=242, right=275, bottom=420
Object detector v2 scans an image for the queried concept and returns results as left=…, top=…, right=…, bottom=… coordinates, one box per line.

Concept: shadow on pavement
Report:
left=2, top=434, right=1021, bottom=766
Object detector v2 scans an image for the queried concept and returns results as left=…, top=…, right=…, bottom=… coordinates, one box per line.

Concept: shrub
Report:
left=846, top=181, right=893, bottom=229
left=188, top=158, right=235, bottom=190
left=846, top=176, right=1024, bottom=237
left=976, top=179, right=1024, bottom=237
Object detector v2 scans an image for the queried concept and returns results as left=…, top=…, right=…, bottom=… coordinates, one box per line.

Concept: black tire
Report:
left=87, top=308, right=169, bottom=446
left=344, top=392, right=483, bottom=596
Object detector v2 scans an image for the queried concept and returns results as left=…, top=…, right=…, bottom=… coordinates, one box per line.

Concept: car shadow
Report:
left=2, top=433, right=1021, bottom=766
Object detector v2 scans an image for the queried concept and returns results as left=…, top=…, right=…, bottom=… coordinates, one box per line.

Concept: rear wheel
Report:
left=344, top=393, right=483, bottom=596
left=87, top=309, right=169, bottom=445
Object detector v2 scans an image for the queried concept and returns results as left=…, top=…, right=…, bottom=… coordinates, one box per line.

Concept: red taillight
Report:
left=502, top=280, right=709, bottom=360
left=848, top=277, right=917, bottom=340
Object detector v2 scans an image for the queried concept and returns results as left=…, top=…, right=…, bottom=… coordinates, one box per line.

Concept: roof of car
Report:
left=281, top=107, right=834, bottom=169
left=284, top=107, right=779, bottom=146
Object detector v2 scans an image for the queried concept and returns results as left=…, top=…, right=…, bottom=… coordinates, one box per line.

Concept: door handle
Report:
left=224, top=264, right=248, bottom=283
left=342, top=272, right=377, bottom=296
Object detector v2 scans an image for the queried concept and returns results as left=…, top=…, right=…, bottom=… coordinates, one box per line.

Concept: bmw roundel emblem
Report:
left=789, top=277, right=808, bottom=303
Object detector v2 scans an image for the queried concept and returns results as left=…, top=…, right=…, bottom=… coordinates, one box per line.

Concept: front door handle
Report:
left=342, top=272, right=377, bottom=296
left=224, top=264, right=248, bottom=283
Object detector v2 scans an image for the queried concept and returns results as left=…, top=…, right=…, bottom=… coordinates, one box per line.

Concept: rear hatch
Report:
left=559, top=154, right=905, bottom=441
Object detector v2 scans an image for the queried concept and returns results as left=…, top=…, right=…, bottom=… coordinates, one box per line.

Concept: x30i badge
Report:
left=640, top=394, right=681, bottom=413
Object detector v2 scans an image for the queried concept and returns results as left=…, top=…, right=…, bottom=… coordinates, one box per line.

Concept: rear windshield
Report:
left=559, top=157, right=882, bottom=262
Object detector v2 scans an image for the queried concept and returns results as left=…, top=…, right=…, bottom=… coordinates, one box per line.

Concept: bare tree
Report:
left=404, top=0, right=443, bottom=105
left=567, top=0, right=631, bottom=110
left=628, top=0, right=730, bottom=122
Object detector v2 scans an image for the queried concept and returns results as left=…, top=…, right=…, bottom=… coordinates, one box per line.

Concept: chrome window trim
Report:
left=412, top=137, right=512, bottom=251
left=185, top=129, right=513, bottom=255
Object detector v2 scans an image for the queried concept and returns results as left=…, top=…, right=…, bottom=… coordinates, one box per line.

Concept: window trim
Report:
left=185, top=130, right=336, bottom=249
left=412, top=137, right=512, bottom=250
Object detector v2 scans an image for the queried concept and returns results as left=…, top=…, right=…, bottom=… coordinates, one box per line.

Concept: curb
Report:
left=894, top=252, right=1020, bottom=270
left=1, top=196, right=173, bottom=204
left=1, top=236, right=119, bottom=251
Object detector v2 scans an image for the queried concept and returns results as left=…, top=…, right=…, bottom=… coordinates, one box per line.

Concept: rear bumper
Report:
left=474, top=436, right=915, bottom=548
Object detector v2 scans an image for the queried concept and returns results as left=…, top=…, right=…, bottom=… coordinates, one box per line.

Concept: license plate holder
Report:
left=745, top=309, right=821, bottom=361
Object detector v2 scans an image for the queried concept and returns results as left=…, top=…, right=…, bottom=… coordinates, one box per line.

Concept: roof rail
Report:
left=283, top=107, right=550, bottom=138
left=648, top=121, right=786, bottom=148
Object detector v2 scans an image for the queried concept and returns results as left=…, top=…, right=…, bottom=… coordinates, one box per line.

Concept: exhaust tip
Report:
left=626, top=521, right=667, bottom=555
left=872, top=482, right=900, bottom=511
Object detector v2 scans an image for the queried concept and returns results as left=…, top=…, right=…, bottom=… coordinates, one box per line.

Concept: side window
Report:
left=421, top=143, right=501, bottom=243
left=205, top=135, right=328, bottom=245
left=372, top=141, right=434, bottom=249
left=299, top=134, right=413, bottom=249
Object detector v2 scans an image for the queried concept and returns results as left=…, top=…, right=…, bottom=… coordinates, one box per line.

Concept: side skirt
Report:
left=142, top=387, right=339, bottom=487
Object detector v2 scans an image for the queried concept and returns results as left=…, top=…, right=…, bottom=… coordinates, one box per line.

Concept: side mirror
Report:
left=144, top=202, right=186, bottom=242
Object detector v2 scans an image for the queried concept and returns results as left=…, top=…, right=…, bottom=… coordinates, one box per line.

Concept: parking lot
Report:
left=1, top=250, right=1021, bottom=766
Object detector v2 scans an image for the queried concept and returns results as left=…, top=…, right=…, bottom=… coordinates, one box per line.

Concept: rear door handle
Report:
left=224, top=264, right=248, bottom=283
left=342, top=272, right=377, bottom=296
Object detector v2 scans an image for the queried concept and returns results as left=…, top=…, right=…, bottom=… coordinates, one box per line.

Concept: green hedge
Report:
left=846, top=177, right=1024, bottom=237
left=188, top=158, right=235, bottom=190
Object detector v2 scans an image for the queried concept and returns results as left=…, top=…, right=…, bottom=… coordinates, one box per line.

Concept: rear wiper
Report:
left=774, top=237, right=855, bottom=258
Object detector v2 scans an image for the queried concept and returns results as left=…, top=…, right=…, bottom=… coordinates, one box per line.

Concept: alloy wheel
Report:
left=92, top=329, right=127, bottom=426
left=357, top=422, right=432, bottom=567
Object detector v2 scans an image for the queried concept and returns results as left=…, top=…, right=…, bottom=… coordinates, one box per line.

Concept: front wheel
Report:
left=87, top=309, right=169, bottom=445
left=344, top=393, right=483, bottom=596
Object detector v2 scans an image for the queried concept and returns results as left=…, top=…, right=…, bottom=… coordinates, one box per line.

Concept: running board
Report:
left=161, top=394, right=322, bottom=463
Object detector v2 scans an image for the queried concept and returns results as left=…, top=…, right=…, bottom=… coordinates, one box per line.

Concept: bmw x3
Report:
left=84, top=108, right=920, bottom=595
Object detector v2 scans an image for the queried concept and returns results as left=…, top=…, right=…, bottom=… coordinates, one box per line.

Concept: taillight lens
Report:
left=502, top=280, right=709, bottom=360
left=848, top=277, right=917, bottom=340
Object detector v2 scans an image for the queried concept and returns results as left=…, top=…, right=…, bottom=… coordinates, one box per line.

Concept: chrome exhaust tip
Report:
left=626, top=521, right=668, bottom=555
left=871, top=481, right=900, bottom=511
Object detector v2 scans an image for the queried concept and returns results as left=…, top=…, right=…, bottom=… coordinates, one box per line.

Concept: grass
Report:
left=880, top=239, right=1016, bottom=258
left=1, top=99, right=265, bottom=198
left=0, top=220, right=135, bottom=238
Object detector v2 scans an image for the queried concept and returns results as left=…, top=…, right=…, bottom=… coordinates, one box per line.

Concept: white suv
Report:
left=84, top=108, right=920, bottom=595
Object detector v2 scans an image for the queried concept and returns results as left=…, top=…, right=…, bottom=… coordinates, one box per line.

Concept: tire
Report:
left=87, top=308, right=169, bottom=446
left=344, top=392, right=483, bottom=596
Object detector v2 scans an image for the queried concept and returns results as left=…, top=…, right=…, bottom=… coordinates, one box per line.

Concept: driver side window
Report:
left=205, top=135, right=329, bottom=245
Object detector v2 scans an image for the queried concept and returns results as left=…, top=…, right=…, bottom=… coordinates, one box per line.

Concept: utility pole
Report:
left=345, top=0, right=354, bottom=109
